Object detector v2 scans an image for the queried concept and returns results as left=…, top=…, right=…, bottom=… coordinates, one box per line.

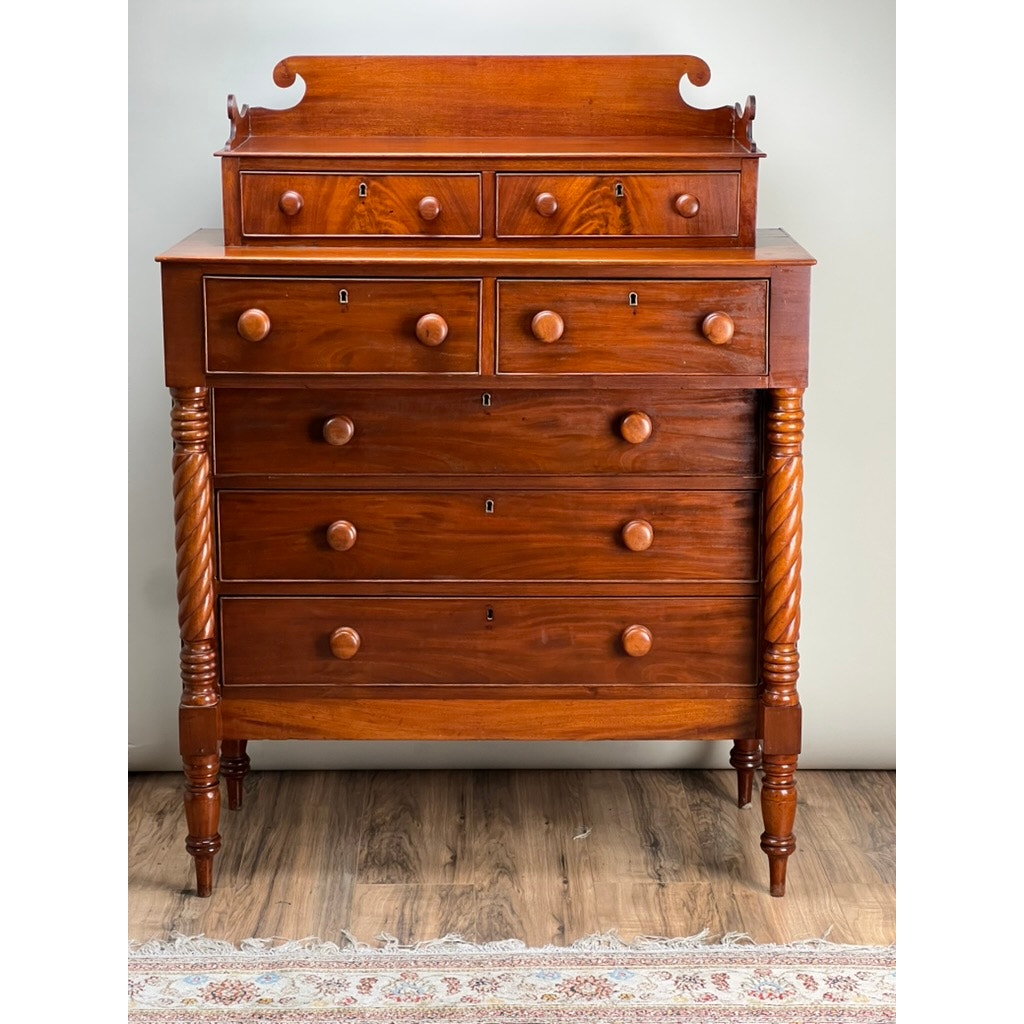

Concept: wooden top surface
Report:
left=221, top=55, right=758, bottom=153
left=157, top=228, right=814, bottom=267
left=221, top=135, right=762, bottom=160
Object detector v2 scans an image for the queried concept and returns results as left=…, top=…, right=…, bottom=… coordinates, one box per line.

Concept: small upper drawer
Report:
left=497, top=279, right=767, bottom=375
left=496, top=174, right=740, bottom=239
left=204, top=277, right=480, bottom=374
left=240, top=172, right=482, bottom=239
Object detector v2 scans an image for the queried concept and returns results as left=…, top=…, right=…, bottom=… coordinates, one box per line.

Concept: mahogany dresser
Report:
left=157, top=56, right=814, bottom=898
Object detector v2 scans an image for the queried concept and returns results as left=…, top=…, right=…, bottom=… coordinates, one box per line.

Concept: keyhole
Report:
left=484, top=499, right=495, bottom=514
left=358, top=182, right=368, bottom=198
left=481, top=393, right=492, bottom=407
left=614, top=182, right=625, bottom=198
left=339, top=289, right=349, bottom=304
left=486, top=606, right=494, bottom=621
left=628, top=292, right=638, bottom=307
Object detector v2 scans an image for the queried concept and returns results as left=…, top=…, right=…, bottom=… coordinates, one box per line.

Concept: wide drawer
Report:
left=240, top=172, right=482, bottom=238
left=496, top=173, right=740, bottom=238
left=497, top=279, right=767, bottom=375
left=219, top=597, right=758, bottom=686
left=212, top=388, right=760, bottom=477
left=217, top=489, right=758, bottom=583
left=205, top=277, right=480, bottom=374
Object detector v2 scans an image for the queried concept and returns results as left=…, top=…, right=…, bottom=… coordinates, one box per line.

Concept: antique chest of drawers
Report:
left=158, top=56, right=814, bottom=898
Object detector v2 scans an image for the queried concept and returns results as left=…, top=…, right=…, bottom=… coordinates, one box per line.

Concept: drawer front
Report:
left=217, top=490, right=759, bottom=582
left=220, top=597, right=758, bottom=686
left=497, top=280, right=767, bottom=375
left=205, top=277, right=480, bottom=374
left=213, top=388, right=760, bottom=477
left=496, top=173, right=740, bottom=238
left=240, top=172, right=482, bottom=238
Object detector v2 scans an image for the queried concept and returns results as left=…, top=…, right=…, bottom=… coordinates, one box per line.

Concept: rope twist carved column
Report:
left=760, top=387, right=804, bottom=896
left=171, top=387, right=221, bottom=897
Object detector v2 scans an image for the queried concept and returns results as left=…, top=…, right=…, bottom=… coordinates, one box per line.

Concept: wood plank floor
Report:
left=128, top=769, right=895, bottom=947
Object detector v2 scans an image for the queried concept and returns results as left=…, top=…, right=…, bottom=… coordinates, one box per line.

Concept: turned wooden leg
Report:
left=761, top=749, right=798, bottom=897
left=759, top=388, right=804, bottom=897
left=221, top=739, right=250, bottom=810
left=729, top=739, right=761, bottom=808
left=181, top=720, right=221, bottom=898
left=172, top=388, right=221, bottom=897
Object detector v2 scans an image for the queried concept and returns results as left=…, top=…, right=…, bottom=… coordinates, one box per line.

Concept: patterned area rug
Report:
left=128, top=933, right=895, bottom=1022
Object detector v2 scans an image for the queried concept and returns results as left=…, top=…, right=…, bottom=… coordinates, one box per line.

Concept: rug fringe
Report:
left=130, top=929, right=894, bottom=957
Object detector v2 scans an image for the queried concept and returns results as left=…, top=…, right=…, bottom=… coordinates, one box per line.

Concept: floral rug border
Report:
left=129, top=932, right=896, bottom=1022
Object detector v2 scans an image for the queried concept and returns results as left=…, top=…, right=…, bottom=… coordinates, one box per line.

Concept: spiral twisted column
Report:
left=759, top=387, right=804, bottom=896
left=171, top=387, right=221, bottom=897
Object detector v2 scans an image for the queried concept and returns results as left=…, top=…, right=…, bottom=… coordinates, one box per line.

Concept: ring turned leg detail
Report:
left=172, top=387, right=221, bottom=898
left=759, top=388, right=804, bottom=897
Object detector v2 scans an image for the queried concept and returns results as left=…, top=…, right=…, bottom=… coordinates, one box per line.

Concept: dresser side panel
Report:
left=162, top=264, right=209, bottom=387
left=766, top=265, right=811, bottom=388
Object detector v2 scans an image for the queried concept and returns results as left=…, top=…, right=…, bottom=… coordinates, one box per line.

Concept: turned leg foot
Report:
left=182, top=750, right=222, bottom=898
left=221, top=739, right=250, bottom=810
left=729, top=738, right=760, bottom=808
left=760, top=754, right=798, bottom=897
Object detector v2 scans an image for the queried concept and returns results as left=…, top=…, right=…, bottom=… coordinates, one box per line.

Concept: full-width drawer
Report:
left=496, top=173, right=740, bottom=238
left=212, top=388, right=760, bottom=477
left=204, top=277, right=481, bottom=374
left=219, top=597, right=759, bottom=686
left=497, top=279, right=767, bottom=375
left=240, top=172, right=482, bottom=239
left=216, top=490, right=759, bottom=582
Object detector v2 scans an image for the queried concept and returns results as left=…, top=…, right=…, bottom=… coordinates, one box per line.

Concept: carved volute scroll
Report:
left=221, top=56, right=758, bottom=147
left=759, top=387, right=804, bottom=897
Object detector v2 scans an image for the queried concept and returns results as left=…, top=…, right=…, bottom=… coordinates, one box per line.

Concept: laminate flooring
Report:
left=128, top=768, right=895, bottom=947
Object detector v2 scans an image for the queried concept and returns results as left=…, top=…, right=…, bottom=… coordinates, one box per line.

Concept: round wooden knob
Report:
left=622, top=624, right=653, bottom=657
left=415, top=313, right=449, bottom=346
left=619, top=411, right=653, bottom=444
left=322, top=415, right=355, bottom=446
left=534, top=192, right=558, bottom=217
left=329, top=626, right=361, bottom=660
left=417, top=195, right=441, bottom=221
left=236, top=308, right=271, bottom=342
left=326, top=520, right=358, bottom=552
left=701, top=311, right=735, bottom=346
left=531, top=310, right=564, bottom=343
left=279, top=190, right=304, bottom=216
left=674, top=193, right=700, bottom=218
left=622, top=519, right=654, bottom=552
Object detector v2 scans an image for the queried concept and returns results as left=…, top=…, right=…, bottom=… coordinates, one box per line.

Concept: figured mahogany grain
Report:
left=211, top=388, right=761, bottom=478
left=496, top=173, right=740, bottom=239
left=216, top=489, right=759, bottom=583
left=496, top=279, right=767, bottom=375
left=219, top=696, right=758, bottom=742
left=240, top=172, right=482, bottom=239
left=204, top=277, right=481, bottom=374
left=218, top=596, right=759, bottom=688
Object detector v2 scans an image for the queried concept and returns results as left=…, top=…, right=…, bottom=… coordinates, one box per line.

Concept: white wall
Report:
left=127, top=0, right=896, bottom=771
